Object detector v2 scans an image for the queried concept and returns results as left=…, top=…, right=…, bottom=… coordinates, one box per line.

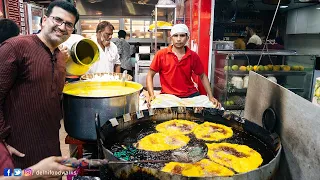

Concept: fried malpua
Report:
left=193, top=122, right=233, bottom=141
left=156, top=119, right=199, bottom=135
left=161, top=159, right=234, bottom=177
left=206, top=142, right=263, bottom=173
left=135, top=133, right=190, bottom=151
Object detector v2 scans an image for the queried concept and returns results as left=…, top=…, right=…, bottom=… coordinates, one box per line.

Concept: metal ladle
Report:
left=61, top=144, right=207, bottom=168
left=121, top=70, right=127, bottom=86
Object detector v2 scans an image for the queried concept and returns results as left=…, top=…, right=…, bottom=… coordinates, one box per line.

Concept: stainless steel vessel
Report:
left=62, top=81, right=143, bottom=141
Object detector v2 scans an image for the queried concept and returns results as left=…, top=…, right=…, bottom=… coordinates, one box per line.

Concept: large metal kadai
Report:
left=96, top=107, right=281, bottom=180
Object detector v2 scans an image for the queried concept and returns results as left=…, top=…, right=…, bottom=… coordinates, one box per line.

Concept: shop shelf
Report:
left=148, top=26, right=172, bottom=33
left=216, top=50, right=298, bottom=56
left=212, top=48, right=316, bottom=110
left=287, top=88, right=305, bottom=92
left=215, top=69, right=307, bottom=77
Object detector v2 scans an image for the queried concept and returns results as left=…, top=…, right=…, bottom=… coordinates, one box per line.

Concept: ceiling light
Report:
left=317, top=7, right=320, bottom=10
left=280, top=5, right=288, bottom=8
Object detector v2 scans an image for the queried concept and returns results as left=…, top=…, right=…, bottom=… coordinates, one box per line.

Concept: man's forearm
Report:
left=200, top=73, right=214, bottom=98
left=146, top=71, right=155, bottom=97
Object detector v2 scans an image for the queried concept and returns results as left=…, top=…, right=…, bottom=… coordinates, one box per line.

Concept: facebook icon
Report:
left=3, top=168, right=12, bottom=176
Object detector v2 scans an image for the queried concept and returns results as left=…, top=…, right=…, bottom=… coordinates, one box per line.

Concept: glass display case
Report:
left=212, top=50, right=316, bottom=110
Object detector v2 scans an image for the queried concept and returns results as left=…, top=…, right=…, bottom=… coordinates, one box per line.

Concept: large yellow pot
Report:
left=62, top=34, right=99, bottom=76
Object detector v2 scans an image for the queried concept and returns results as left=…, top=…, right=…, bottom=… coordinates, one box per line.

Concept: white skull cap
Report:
left=170, top=24, right=190, bottom=37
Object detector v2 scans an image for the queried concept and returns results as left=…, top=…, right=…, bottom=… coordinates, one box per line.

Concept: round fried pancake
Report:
left=193, top=122, right=233, bottom=141
left=206, top=142, right=263, bottom=173
left=156, top=119, right=199, bottom=135
left=161, top=159, right=234, bottom=177
left=135, top=133, right=190, bottom=151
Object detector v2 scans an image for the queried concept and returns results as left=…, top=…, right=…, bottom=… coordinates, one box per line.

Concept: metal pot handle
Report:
left=262, top=108, right=281, bottom=150
left=262, top=107, right=277, bottom=133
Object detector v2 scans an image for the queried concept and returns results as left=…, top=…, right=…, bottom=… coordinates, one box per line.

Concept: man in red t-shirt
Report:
left=146, top=24, right=221, bottom=108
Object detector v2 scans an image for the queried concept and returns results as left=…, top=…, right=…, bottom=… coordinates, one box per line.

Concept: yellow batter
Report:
left=63, top=81, right=142, bottom=97
left=156, top=120, right=199, bottom=135
left=206, top=143, right=263, bottom=173
left=63, top=86, right=137, bottom=97
left=161, top=159, right=234, bottom=177
left=135, top=133, right=190, bottom=151
left=193, top=122, right=233, bottom=141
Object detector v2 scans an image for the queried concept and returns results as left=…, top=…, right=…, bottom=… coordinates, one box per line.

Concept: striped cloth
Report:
left=0, top=35, right=65, bottom=168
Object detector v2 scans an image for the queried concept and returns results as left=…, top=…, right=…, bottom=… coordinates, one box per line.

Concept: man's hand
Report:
left=4, top=142, right=25, bottom=157
left=209, top=97, right=221, bottom=109
left=28, top=156, right=75, bottom=178
left=147, top=95, right=155, bottom=108
left=58, top=45, right=70, bottom=62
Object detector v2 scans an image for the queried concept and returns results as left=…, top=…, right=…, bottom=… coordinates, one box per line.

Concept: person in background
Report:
left=275, top=27, right=284, bottom=46
left=146, top=24, right=221, bottom=108
left=114, top=30, right=133, bottom=77
left=0, top=19, right=20, bottom=43
left=245, top=26, right=262, bottom=49
left=266, top=27, right=284, bottom=50
left=234, top=35, right=246, bottom=50
left=0, top=0, right=79, bottom=170
left=87, top=21, right=121, bottom=73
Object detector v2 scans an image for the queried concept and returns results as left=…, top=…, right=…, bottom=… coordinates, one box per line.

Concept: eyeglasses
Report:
left=49, top=16, right=74, bottom=31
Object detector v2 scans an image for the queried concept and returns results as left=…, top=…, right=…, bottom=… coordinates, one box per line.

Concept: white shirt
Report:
left=247, top=34, right=262, bottom=45
left=87, top=36, right=120, bottom=73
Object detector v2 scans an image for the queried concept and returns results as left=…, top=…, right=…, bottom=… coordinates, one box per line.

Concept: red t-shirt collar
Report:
left=167, top=45, right=191, bottom=57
